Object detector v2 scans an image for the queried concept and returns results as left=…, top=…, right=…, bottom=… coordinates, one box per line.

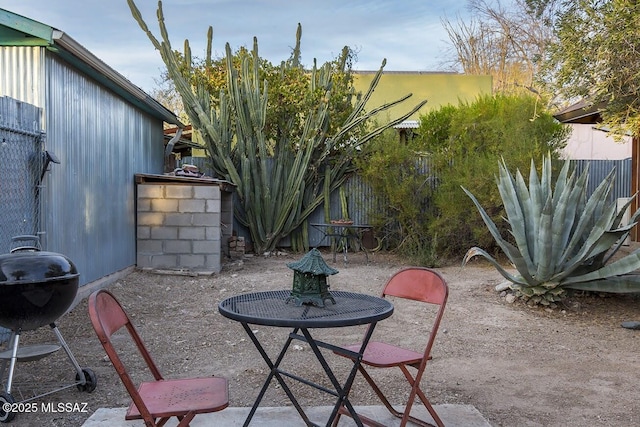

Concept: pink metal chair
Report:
left=88, top=289, right=229, bottom=427
left=333, top=267, right=449, bottom=427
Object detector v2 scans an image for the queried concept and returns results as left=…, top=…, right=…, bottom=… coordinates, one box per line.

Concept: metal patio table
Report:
left=218, top=290, right=394, bottom=427
left=310, top=223, right=373, bottom=264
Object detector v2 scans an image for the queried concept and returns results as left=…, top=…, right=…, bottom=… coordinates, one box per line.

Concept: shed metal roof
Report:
left=393, top=120, right=419, bottom=129
left=553, top=100, right=605, bottom=124
left=0, top=8, right=183, bottom=127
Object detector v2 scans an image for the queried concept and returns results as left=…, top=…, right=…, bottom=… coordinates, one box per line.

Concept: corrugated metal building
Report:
left=0, top=8, right=182, bottom=297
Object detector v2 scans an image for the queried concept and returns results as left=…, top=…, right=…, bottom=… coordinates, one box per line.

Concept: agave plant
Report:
left=462, top=154, right=640, bottom=305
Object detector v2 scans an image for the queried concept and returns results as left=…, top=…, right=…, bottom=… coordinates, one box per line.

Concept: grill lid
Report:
left=0, top=251, right=78, bottom=284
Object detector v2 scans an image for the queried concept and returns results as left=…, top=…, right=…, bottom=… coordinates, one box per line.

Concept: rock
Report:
left=495, top=281, right=511, bottom=292
left=621, top=321, right=640, bottom=330
left=505, top=293, right=517, bottom=304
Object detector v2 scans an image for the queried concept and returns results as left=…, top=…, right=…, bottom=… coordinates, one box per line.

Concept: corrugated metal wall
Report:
left=0, top=46, right=45, bottom=106
left=42, top=55, right=164, bottom=285
left=0, top=46, right=164, bottom=286
left=571, top=158, right=632, bottom=202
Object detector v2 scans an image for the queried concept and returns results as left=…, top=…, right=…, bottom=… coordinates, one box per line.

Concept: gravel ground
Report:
left=3, top=249, right=640, bottom=427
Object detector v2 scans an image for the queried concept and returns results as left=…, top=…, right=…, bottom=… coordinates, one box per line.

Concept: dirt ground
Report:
left=5, top=249, right=640, bottom=427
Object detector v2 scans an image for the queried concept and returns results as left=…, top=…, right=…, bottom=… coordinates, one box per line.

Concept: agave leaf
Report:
left=531, top=286, right=549, bottom=295
left=548, top=287, right=566, bottom=296
left=528, top=158, right=542, bottom=235
left=463, top=247, right=529, bottom=285
left=603, top=194, right=640, bottom=264
left=551, top=167, right=577, bottom=251
left=552, top=216, right=623, bottom=283
left=558, top=173, right=615, bottom=268
left=535, top=194, right=554, bottom=281
left=554, top=170, right=587, bottom=269
left=462, top=187, right=537, bottom=284
left=541, top=281, right=560, bottom=289
left=562, top=168, right=608, bottom=248
left=496, top=162, right=535, bottom=271
left=514, top=167, right=536, bottom=258
left=562, top=248, right=640, bottom=285
left=540, top=154, right=553, bottom=204
left=552, top=158, right=571, bottom=208
left=565, top=274, right=640, bottom=293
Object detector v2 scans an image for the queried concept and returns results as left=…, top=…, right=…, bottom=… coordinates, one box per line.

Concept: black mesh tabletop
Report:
left=218, top=290, right=393, bottom=328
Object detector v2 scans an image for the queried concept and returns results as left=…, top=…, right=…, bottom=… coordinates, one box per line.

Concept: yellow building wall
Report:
left=353, top=72, right=493, bottom=122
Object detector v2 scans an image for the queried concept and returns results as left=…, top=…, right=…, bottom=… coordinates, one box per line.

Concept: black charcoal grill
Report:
left=0, top=236, right=96, bottom=423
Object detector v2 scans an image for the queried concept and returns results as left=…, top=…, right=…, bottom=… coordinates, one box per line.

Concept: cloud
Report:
left=0, top=0, right=468, bottom=92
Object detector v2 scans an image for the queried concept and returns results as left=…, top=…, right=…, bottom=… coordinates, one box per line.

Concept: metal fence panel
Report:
left=0, top=96, right=44, bottom=252
left=0, top=96, right=44, bottom=343
left=570, top=158, right=631, bottom=203
left=183, top=155, right=633, bottom=250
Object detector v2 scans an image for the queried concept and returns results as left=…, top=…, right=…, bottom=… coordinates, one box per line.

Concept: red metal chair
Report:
left=88, top=289, right=229, bottom=427
left=333, top=267, right=449, bottom=427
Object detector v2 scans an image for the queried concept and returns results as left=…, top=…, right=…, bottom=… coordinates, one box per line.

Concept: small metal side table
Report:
left=310, top=223, right=373, bottom=264
left=218, top=290, right=393, bottom=427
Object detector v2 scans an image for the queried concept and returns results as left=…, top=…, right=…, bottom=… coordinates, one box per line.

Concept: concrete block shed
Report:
left=135, top=174, right=235, bottom=274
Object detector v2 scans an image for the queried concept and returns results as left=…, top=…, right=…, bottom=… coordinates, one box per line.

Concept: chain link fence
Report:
left=0, top=96, right=44, bottom=343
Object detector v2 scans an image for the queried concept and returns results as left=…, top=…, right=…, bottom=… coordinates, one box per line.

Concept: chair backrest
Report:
left=88, top=289, right=163, bottom=421
left=383, top=267, right=448, bottom=305
left=382, top=267, right=448, bottom=361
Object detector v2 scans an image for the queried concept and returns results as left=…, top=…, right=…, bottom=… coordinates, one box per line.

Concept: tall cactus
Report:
left=128, top=0, right=426, bottom=253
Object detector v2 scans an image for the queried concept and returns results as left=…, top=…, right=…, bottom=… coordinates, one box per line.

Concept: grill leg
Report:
left=0, top=333, right=13, bottom=383
left=3, top=332, right=20, bottom=394
left=49, top=323, right=85, bottom=384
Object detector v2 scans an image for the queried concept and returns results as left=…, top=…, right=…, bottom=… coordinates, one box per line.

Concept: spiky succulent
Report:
left=463, top=154, right=640, bottom=305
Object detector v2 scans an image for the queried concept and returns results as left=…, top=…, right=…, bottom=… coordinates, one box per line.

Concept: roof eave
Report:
left=52, top=30, right=183, bottom=127
left=553, top=100, right=606, bottom=124
left=0, top=8, right=52, bottom=44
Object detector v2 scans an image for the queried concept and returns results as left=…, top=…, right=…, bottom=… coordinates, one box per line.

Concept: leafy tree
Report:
left=540, top=0, right=640, bottom=136
left=417, top=93, right=569, bottom=257
left=442, top=0, right=559, bottom=94
left=128, top=0, right=425, bottom=253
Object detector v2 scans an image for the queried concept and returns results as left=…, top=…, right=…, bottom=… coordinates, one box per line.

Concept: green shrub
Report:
left=355, top=128, right=441, bottom=266
left=417, top=94, right=569, bottom=258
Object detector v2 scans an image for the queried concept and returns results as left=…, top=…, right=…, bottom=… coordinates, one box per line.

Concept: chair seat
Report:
left=126, top=377, right=229, bottom=420
left=344, top=341, right=423, bottom=367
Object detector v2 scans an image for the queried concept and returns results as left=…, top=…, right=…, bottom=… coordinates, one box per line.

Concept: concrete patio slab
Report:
left=82, top=404, right=492, bottom=426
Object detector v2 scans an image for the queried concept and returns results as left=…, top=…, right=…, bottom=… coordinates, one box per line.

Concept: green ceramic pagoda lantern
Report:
left=286, top=248, right=338, bottom=307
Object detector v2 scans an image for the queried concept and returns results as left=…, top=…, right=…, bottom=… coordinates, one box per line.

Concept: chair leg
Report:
left=335, top=364, right=443, bottom=427
left=359, top=366, right=405, bottom=419
left=399, top=365, right=443, bottom=427
left=175, top=411, right=196, bottom=427
left=331, top=365, right=396, bottom=427
left=415, top=388, right=444, bottom=427
left=330, top=409, right=342, bottom=427
left=333, top=404, right=386, bottom=427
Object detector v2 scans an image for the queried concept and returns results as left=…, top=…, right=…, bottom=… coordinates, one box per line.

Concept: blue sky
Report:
left=0, top=0, right=471, bottom=93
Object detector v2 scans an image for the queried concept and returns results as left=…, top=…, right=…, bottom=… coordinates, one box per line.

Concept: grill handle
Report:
left=10, top=235, right=42, bottom=253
